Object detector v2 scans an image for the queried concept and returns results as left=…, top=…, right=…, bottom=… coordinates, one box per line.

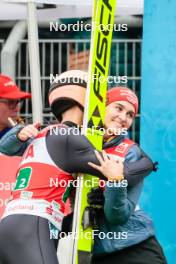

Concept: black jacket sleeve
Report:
left=46, top=128, right=105, bottom=179
left=124, top=149, right=154, bottom=186
left=46, top=127, right=154, bottom=183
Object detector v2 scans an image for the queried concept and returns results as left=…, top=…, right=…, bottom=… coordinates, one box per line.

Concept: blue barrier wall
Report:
left=140, top=0, right=176, bottom=263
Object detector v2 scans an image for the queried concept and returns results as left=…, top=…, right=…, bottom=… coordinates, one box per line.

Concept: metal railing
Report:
left=14, top=38, right=142, bottom=140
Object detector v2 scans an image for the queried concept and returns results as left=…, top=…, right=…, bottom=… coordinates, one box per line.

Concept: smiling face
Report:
left=104, top=100, right=135, bottom=138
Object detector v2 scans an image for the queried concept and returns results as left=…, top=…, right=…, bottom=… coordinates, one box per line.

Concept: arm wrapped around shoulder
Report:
left=124, top=144, right=157, bottom=186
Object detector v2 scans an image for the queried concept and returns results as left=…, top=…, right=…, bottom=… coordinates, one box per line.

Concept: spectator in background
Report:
left=0, top=74, right=31, bottom=139
left=69, top=49, right=89, bottom=71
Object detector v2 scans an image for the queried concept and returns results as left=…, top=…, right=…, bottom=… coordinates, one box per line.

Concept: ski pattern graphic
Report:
left=72, top=0, right=117, bottom=263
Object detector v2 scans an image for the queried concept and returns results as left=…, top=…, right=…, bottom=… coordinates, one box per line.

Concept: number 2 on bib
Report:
left=14, top=167, right=32, bottom=191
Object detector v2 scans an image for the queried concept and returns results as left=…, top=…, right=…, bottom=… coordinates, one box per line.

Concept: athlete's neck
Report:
left=61, top=105, right=83, bottom=126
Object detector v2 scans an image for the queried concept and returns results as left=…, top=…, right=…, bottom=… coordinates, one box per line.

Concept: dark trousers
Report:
left=92, top=236, right=167, bottom=264
left=0, top=215, right=59, bottom=264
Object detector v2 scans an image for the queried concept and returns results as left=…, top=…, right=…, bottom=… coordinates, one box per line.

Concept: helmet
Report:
left=48, top=70, right=88, bottom=121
